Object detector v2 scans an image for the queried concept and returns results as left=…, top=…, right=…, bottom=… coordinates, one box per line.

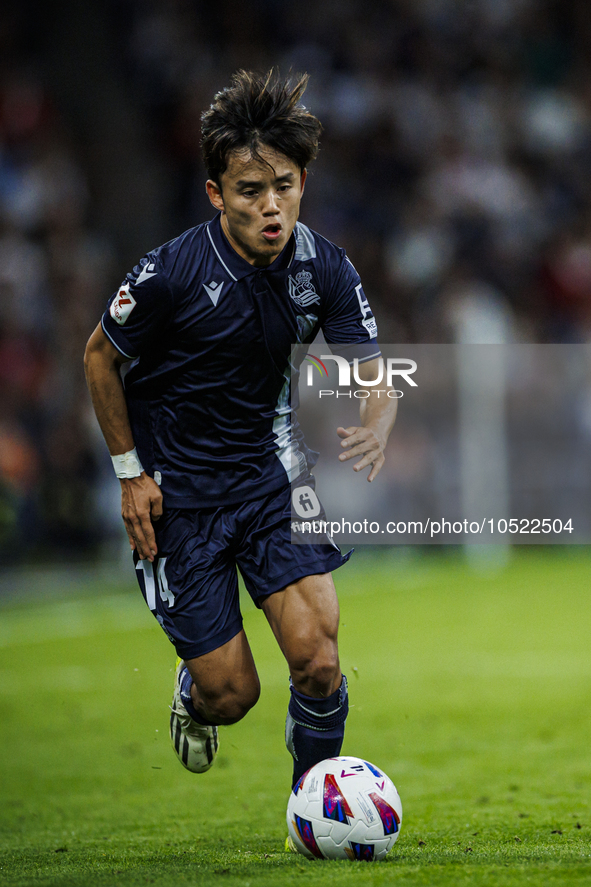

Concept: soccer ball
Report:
left=286, top=756, right=402, bottom=861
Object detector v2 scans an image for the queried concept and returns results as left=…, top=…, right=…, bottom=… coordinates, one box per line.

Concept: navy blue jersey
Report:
left=101, top=213, right=380, bottom=507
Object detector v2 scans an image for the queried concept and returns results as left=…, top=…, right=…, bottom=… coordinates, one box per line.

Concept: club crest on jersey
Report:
left=110, top=282, right=136, bottom=325
left=288, top=270, right=320, bottom=309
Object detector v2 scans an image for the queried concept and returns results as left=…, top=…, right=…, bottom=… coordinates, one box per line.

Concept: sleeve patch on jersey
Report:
left=355, top=284, right=377, bottom=338
left=110, top=282, right=137, bottom=325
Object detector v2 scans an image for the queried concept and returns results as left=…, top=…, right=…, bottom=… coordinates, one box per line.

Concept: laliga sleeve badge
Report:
left=110, top=282, right=137, bottom=325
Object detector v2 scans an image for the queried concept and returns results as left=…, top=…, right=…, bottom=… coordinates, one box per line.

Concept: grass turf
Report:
left=0, top=548, right=590, bottom=886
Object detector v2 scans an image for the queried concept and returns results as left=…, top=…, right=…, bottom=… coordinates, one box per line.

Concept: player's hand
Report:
left=120, top=473, right=163, bottom=561
left=337, top=425, right=386, bottom=482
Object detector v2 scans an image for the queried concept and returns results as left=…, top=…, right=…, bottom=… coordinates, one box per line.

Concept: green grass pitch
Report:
left=1, top=548, right=591, bottom=886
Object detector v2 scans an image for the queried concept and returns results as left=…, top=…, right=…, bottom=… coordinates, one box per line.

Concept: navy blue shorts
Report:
left=134, top=478, right=351, bottom=660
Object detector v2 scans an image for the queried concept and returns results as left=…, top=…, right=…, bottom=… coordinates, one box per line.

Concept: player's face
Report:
left=206, top=146, right=307, bottom=267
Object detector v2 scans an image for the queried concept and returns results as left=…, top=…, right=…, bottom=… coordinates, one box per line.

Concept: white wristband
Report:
left=111, top=448, right=144, bottom=479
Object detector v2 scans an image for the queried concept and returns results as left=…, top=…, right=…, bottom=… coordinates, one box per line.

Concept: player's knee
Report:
left=202, top=679, right=260, bottom=725
left=209, top=693, right=259, bottom=725
left=289, top=644, right=340, bottom=695
left=305, top=657, right=340, bottom=693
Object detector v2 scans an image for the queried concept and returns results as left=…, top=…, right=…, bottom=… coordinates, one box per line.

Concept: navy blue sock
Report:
left=179, top=666, right=218, bottom=727
left=286, top=675, right=349, bottom=788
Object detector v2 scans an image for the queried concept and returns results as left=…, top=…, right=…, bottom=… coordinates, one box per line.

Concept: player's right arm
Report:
left=84, top=323, right=162, bottom=561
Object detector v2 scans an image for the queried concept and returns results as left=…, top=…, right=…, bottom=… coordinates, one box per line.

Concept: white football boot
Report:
left=170, top=658, right=219, bottom=773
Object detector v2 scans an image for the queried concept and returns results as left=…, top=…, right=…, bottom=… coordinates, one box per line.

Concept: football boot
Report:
left=170, top=658, right=219, bottom=773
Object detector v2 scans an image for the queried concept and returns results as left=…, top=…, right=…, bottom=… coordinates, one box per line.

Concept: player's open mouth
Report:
left=262, top=224, right=282, bottom=241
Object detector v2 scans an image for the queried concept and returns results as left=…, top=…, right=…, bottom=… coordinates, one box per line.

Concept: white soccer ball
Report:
left=286, top=756, right=402, bottom=861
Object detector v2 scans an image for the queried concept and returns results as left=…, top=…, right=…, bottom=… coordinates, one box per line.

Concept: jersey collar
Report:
left=206, top=213, right=295, bottom=281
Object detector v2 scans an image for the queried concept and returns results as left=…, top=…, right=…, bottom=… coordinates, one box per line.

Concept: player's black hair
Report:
left=201, top=69, right=322, bottom=183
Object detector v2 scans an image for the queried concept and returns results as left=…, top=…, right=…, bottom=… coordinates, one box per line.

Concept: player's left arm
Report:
left=336, top=357, right=397, bottom=482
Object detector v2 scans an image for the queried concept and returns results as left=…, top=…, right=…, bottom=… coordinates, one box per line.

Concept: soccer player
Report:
left=84, top=70, right=396, bottom=790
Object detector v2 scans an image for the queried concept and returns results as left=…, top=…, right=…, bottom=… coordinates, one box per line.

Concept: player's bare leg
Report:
left=262, top=573, right=341, bottom=695
left=171, top=629, right=260, bottom=773
left=184, top=629, right=261, bottom=724
left=261, top=574, right=348, bottom=786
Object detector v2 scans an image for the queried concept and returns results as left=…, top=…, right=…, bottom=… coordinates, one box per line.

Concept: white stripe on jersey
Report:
left=207, top=225, right=238, bottom=281
left=272, top=315, right=317, bottom=482
left=294, top=223, right=317, bottom=261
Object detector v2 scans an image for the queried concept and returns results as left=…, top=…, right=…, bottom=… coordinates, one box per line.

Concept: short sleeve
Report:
left=101, top=252, right=174, bottom=359
left=321, top=255, right=381, bottom=364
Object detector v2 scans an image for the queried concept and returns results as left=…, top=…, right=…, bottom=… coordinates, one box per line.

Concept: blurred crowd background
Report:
left=2, top=0, right=591, bottom=565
